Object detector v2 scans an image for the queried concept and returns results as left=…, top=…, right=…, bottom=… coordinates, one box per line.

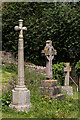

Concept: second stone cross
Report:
left=42, top=40, right=57, bottom=80
left=40, top=40, right=65, bottom=100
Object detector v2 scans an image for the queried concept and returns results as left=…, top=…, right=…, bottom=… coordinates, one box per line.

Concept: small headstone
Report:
left=64, top=63, right=71, bottom=86
left=62, top=62, right=73, bottom=96
left=9, top=19, right=31, bottom=111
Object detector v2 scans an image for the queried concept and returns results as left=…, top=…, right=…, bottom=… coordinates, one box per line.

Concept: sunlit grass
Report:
left=2, top=64, right=79, bottom=118
left=2, top=65, right=17, bottom=86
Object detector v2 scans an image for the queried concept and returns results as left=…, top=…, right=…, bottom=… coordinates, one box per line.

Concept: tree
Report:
left=2, top=2, right=80, bottom=65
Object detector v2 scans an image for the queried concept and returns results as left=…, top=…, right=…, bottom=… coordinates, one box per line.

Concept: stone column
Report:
left=15, top=19, right=26, bottom=88
left=9, top=19, right=31, bottom=111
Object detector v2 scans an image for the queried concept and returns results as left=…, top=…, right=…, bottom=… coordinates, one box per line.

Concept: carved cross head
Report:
left=42, top=40, right=57, bottom=56
left=64, top=63, right=71, bottom=72
left=14, top=19, right=27, bottom=38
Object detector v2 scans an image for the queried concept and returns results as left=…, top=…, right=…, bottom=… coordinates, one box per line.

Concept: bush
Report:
left=53, top=62, right=65, bottom=85
left=5, top=63, right=18, bottom=73
left=2, top=3, right=80, bottom=65
left=75, top=60, right=80, bottom=76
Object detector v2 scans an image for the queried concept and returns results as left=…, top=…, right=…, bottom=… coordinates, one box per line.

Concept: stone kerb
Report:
left=1, top=51, right=17, bottom=65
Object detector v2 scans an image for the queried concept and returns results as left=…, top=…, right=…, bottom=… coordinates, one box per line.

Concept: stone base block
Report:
left=9, top=87, right=32, bottom=112
left=41, top=80, right=58, bottom=87
left=62, top=86, right=73, bottom=96
left=40, top=86, right=61, bottom=96
left=40, top=80, right=65, bottom=100
left=9, top=103, right=32, bottom=112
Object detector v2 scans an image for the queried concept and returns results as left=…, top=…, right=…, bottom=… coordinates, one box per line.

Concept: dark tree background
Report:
left=2, top=2, right=80, bottom=66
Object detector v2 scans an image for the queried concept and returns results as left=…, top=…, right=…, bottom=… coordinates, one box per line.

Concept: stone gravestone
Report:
left=40, top=40, right=65, bottom=100
left=9, top=19, right=31, bottom=111
left=62, top=62, right=73, bottom=96
left=42, top=40, right=57, bottom=80
left=64, top=63, right=71, bottom=86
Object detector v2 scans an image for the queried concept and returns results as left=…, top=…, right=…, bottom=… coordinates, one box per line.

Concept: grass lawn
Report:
left=2, top=64, right=17, bottom=86
left=1, top=64, right=80, bottom=118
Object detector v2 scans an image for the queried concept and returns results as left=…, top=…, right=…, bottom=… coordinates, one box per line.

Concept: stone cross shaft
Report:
left=64, top=63, right=71, bottom=86
left=42, top=40, right=57, bottom=80
left=14, top=19, right=27, bottom=87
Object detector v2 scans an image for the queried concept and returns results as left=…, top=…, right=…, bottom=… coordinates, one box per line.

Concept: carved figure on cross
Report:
left=42, top=40, right=57, bottom=80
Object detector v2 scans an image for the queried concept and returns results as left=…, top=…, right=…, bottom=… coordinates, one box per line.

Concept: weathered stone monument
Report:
left=62, top=62, right=73, bottom=96
left=40, top=40, right=65, bottom=100
left=64, top=63, right=71, bottom=86
left=9, top=19, right=31, bottom=111
left=42, top=40, right=57, bottom=80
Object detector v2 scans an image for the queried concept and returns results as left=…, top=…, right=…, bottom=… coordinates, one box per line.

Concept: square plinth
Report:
left=62, top=86, right=73, bottom=96
left=9, top=87, right=31, bottom=112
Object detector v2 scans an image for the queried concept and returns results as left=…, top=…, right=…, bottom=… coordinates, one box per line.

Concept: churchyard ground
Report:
left=1, top=64, right=79, bottom=118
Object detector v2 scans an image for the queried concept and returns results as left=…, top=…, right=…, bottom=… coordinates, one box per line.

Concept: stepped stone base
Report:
left=40, top=80, right=65, bottom=100
left=9, top=87, right=32, bottom=112
left=62, top=86, right=73, bottom=96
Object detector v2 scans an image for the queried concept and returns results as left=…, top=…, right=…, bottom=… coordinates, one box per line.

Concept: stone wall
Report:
left=1, top=51, right=78, bottom=84
left=25, top=64, right=46, bottom=76
left=1, top=51, right=17, bottom=65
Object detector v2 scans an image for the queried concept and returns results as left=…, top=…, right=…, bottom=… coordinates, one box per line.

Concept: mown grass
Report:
left=2, top=64, right=80, bottom=118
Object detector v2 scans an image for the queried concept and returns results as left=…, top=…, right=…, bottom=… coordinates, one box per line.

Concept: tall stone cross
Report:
left=14, top=19, right=27, bottom=87
left=64, top=63, right=71, bottom=86
left=42, top=40, right=57, bottom=80
left=9, top=19, right=31, bottom=111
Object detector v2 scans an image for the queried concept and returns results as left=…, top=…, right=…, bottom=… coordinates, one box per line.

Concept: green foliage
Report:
left=2, top=64, right=79, bottom=118
left=24, top=67, right=46, bottom=90
left=2, top=64, right=17, bottom=106
left=4, top=63, right=18, bottom=73
left=2, top=94, right=79, bottom=118
left=2, top=78, right=16, bottom=106
left=75, top=60, right=80, bottom=76
left=2, top=3, right=80, bottom=65
left=2, top=65, right=17, bottom=85
left=53, top=62, right=65, bottom=85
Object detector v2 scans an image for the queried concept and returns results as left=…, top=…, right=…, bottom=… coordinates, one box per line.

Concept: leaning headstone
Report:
left=62, top=62, right=73, bottom=96
left=9, top=19, right=31, bottom=111
left=40, top=40, right=65, bottom=100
